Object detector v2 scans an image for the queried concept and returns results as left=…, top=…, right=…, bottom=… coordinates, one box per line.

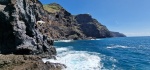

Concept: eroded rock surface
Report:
left=0, top=54, right=65, bottom=70
left=0, top=0, right=55, bottom=55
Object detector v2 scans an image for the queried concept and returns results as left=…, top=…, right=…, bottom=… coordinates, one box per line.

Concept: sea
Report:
left=43, top=36, right=150, bottom=70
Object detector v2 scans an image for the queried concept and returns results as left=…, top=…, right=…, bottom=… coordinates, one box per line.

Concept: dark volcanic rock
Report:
left=0, top=0, right=55, bottom=55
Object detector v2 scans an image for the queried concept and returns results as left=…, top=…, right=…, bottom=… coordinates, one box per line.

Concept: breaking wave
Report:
left=54, top=40, right=74, bottom=42
left=106, top=45, right=133, bottom=49
left=43, top=47, right=102, bottom=70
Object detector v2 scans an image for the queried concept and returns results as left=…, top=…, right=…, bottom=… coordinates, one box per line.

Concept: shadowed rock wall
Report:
left=0, top=0, right=56, bottom=55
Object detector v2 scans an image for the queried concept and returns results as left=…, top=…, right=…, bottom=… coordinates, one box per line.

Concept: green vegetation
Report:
left=43, top=3, right=62, bottom=13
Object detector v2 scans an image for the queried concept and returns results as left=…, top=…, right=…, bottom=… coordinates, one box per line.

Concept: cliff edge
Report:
left=42, top=3, right=115, bottom=40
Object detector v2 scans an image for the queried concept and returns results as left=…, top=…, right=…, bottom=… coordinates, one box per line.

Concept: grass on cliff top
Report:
left=43, top=4, right=62, bottom=13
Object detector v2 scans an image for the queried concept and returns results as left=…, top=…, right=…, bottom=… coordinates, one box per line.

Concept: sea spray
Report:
left=43, top=47, right=102, bottom=70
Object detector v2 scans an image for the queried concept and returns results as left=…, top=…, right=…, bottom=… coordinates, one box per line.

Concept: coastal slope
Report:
left=43, top=3, right=125, bottom=40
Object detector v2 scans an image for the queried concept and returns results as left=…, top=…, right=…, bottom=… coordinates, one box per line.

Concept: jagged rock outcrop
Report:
left=0, top=0, right=55, bottom=55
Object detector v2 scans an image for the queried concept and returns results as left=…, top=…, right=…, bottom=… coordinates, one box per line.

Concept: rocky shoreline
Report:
left=0, top=54, right=66, bottom=70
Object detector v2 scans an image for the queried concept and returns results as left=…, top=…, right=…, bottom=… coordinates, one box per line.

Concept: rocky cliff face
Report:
left=42, top=3, right=85, bottom=40
left=0, top=0, right=64, bottom=69
left=75, top=14, right=112, bottom=38
left=43, top=3, right=113, bottom=40
left=0, top=0, right=56, bottom=55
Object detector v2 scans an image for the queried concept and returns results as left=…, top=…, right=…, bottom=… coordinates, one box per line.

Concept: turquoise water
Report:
left=53, top=37, right=150, bottom=70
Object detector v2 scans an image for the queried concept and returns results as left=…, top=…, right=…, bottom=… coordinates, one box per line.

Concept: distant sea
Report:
left=43, top=36, right=150, bottom=70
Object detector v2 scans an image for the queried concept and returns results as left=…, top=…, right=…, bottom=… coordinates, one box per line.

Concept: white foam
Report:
left=56, top=47, right=69, bottom=53
left=43, top=50, right=102, bottom=70
left=90, top=39, right=95, bottom=40
left=90, top=39, right=102, bottom=40
left=42, top=58, right=60, bottom=63
left=106, top=45, right=132, bottom=49
left=54, top=40, right=74, bottom=42
left=95, top=39, right=102, bottom=40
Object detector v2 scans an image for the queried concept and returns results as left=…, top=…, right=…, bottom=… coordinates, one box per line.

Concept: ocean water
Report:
left=43, top=36, right=150, bottom=70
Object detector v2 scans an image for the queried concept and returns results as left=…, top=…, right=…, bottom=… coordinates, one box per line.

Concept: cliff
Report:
left=43, top=3, right=113, bottom=40
left=0, top=0, right=56, bottom=55
left=75, top=14, right=112, bottom=38
left=0, top=0, right=64, bottom=70
left=111, top=31, right=126, bottom=37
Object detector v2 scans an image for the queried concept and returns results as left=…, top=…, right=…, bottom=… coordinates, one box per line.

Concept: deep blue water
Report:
left=53, top=37, right=150, bottom=70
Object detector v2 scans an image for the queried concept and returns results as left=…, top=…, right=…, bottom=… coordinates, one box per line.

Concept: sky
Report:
left=39, top=0, right=150, bottom=36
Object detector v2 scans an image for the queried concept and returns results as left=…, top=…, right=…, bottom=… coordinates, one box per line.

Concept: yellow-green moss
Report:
left=43, top=4, right=62, bottom=13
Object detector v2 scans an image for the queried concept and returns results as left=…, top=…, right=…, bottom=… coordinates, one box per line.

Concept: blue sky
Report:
left=39, top=0, right=150, bottom=36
